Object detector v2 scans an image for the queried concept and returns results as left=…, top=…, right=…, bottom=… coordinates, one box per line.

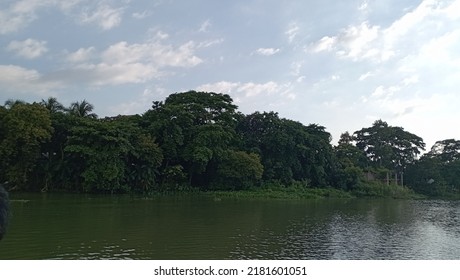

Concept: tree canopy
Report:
left=0, top=92, right=458, bottom=197
left=353, top=120, right=425, bottom=171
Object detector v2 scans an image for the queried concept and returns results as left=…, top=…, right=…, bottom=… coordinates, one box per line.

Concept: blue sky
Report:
left=1, top=0, right=460, bottom=149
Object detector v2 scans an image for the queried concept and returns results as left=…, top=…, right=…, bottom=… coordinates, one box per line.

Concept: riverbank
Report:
left=204, top=181, right=423, bottom=200
left=208, top=186, right=354, bottom=200
left=5, top=181, right=427, bottom=200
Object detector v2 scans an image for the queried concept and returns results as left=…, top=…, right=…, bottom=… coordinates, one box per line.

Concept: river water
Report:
left=0, top=193, right=459, bottom=259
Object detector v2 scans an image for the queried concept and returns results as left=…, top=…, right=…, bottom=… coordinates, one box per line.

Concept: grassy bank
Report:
left=204, top=181, right=424, bottom=200
left=350, top=181, right=424, bottom=199
left=13, top=180, right=426, bottom=200
left=209, top=186, right=353, bottom=200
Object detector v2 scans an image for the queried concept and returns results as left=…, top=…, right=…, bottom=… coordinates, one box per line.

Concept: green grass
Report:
left=351, top=181, right=422, bottom=199
left=207, top=184, right=354, bottom=200
left=205, top=181, right=425, bottom=201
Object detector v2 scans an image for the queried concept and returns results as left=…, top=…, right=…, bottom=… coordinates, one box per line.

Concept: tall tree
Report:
left=334, top=133, right=368, bottom=190
left=353, top=120, right=425, bottom=172
left=338, top=131, right=355, bottom=145
left=422, top=139, right=460, bottom=194
left=427, top=139, right=460, bottom=163
left=215, top=150, right=263, bottom=190
left=143, top=91, right=240, bottom=189
left=40, top=97, right=65, bottom=114
left=405, top=155, right=446, bottom=196
left=0, top=103, right=52, bottom=189
left=64, top=118, right=130, bottom=193
left=237, top=111, right=336, bottom=187
left=68, top=100, right=98, bottom=118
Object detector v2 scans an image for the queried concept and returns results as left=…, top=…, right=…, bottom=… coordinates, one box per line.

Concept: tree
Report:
left=68, top=100, right=98, bottom=118
left=237, top=111, right=294, bottom=183
left=3, top=99, right=26, bottom=109
left=338, top=131, right=355, bottom=145
left=122, top=117, right=163, bottom=193
left=0, top=103, right=52, bottom=190
left=214, top=150, right=263, bottom=190
left=38, top=112, right=78, bottom=191
left=405, top=156, right=446, bottom=196
left=163, top=91, right=238, bottom=127
left=422, top=139, right=460, bottom=193
left=39, top=97, right=65, bottom=114
left=427, top=139, right=460, bottom=163
left=143, top=91, right=239, bottom=189
left=64, top=118, right=124, bottom=193
left=353, top=120, right=425, bottom=172
left=237, top=111, right=336, bottom=187
left=334, top=133, right=368, bottom=190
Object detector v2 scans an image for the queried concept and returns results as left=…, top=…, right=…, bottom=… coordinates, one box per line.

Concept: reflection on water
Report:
left=1, top=194, right=459, bottom=259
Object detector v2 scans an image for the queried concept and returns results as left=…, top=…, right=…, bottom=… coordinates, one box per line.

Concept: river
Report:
left=0, top=193, right=459, bottom=259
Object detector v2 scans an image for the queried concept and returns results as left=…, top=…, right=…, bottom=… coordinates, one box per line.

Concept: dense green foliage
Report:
left=405, top=139, right=460, bottom=197
left=1, top=91, right=459, bottom=197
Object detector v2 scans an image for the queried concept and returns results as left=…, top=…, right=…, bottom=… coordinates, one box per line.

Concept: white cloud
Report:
left=197, top=81, right=242, bottom=94
left=149, top=30, right=169, bottom=41
left=6, top=38, right=48, bottom=59
left=397, top=92, right=460, bottom=148
left=360, top=72, right=436, bottom=121
left=0, top=0, right=84, bottom=34
left=0, top=0, right=41, bottom=34
left=296, top=76, right=306, bottom=83
left=101, top=41, right=202, bottom=68
left=358, top=0, right=369, bottom=11
left=199, top=19, right=211, bottom=32
left=237, top=81, right=280, bottom=97
left=197, top=81, right=285, bottom=99
left=384, top=0, right=438, bottom=43
left=66, top=47, right=96, bottom=63
left=310, top=36, right=336, bottom=53
left=0, top=65, right=40, bottom=82
left=197, top=38, right=224, bottom=48
left=255, top=48, right=280, bottom=56
left=195, top=82, right=228, bottom=96
left=443, top=0, right=460, bottom=19
left=370, top=85, right=399, bottom=99
left=394, top=29, right=460, bottom=96
left=308, top=0, right=460, bottom=63
left=402, top=75, right=419, bottom=86
left=417, top=30, right=460, bottom=65
left=59, top=40, right=203, bottom=86
left=80, top=4, right=124, bottom=30
left=290, top=61, right=306, bottom=82
left=57, top=0, right=84, bottom=12
left=132, top=10, right=150, bottom=19
left=331, top=75, right=340, bottom=81
left=368, top=90, right=438, bottom=121
left=70, top=62, right=159, bottom=86
left=0, top=11, right=27, bottom=34
left=109, top=86, right=167, bottom=115
left=309, top=21, right=380, bottom=60
left=359, top=72, right=373, bottom=81
left=340, top=22, right=380, bottom=59
left=0, top=64, right=61, bottom=94
left=0, top=0, right=126, bottom=32
left=285, top=22, right=300, bottom=43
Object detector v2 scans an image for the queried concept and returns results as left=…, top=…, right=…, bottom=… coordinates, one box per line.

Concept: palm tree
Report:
left=68, top=100, right=98, bottom=118
left=39, top=97, right=65, bottom=114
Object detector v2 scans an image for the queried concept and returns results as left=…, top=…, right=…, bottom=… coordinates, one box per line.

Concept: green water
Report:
left=0, top=193, right=459, bottom=259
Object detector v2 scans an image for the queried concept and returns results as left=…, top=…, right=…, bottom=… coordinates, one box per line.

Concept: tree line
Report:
left=0, top=91, right=459, bottom=197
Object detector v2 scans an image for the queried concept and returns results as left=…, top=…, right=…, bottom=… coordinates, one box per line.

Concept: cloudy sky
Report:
left=1, top=0, right=459, bottom=149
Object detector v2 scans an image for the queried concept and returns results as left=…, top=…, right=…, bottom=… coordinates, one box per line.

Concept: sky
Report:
left=1, top=0, right=460, bottom=150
